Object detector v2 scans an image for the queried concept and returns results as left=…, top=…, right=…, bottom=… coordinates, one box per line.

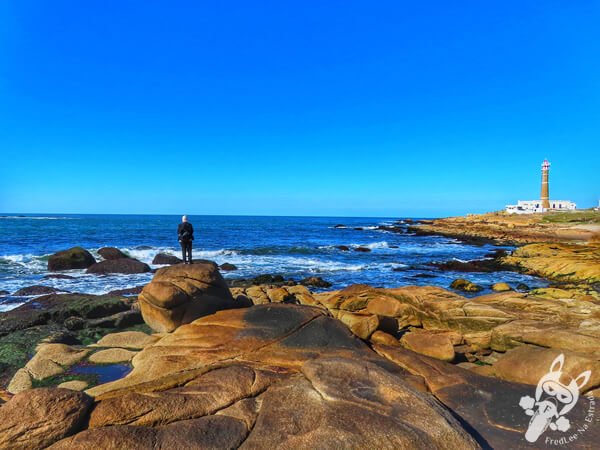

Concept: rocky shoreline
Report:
left=1, top=213, right=599, bottom=449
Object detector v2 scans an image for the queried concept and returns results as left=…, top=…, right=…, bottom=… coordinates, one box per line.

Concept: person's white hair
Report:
left=182, top=215, right=188, bottom=222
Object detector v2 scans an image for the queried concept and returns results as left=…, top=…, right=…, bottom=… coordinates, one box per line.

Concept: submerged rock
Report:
left=219, top=262, right=238, bottom=271
left=13, top=285, right=61, bottom=296
left=450, top=278, right=483, bottom=292
left=491, top=282, right=512, bottom=292
left=48, top=247, right=96, bottom=271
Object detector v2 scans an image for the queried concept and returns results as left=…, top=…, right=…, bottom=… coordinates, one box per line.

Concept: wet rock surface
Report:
left=48, top=247, right=96, bottom=271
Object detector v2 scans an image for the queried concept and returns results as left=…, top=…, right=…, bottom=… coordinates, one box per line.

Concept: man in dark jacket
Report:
left=177, top=215, right=194, bottom=264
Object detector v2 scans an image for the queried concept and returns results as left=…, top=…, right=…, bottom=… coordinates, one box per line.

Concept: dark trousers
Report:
left=180, top=240, right=192, bottom=263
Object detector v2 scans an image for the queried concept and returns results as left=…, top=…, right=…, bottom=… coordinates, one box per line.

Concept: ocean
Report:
left=0, top=214, right=546, bottom=311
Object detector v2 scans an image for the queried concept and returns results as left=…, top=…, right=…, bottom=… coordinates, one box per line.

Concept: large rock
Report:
left=48, top=247, right=96, bottom=271
left=48, top=304, right=479, bottom=448
left=502, top=242, right=600, bottom=284
left=151, top=253, right=182, bottom=265
left=374, top=345, right=600, bottom=449
left=400, top=329, right=455, bottom=361
left=97, top=247, right=129, bottom=260
left=0, top=388, right=93, bottom=449
left=86, top=258, right=151, bottom=274
left=138, top=262, right=239, bottom=332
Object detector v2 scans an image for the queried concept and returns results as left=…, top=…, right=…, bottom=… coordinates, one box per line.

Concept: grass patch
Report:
left=541, top=210, right=600, bottom=224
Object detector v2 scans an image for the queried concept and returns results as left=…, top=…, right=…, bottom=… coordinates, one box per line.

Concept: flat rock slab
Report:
left=88, top=348, right=138, bottom=364
left=57, top=380, right=89, bottom=391
left=92, top=331, right=159, bottom=349
left=25, top=344, right=90, bottom=380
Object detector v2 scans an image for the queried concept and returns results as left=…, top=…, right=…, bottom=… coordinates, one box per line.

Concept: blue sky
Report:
left=1, top=1, right=598, bottom=217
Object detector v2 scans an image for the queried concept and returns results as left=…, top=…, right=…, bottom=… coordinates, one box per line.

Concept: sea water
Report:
left=0, top=214, right=546, bottom=311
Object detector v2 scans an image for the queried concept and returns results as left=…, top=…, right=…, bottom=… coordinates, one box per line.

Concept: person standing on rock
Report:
left=177, top=215, right=194, bottom=264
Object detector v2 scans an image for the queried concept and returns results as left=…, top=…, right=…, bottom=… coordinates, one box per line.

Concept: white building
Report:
left=505, top=159, right=577, bottom=214
left=506, top=199, right=576, bottom=215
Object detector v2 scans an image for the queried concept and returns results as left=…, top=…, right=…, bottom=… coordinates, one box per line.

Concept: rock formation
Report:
left=138, top=262, right=240, bottom=332
left=48, top=247, right=96, bottom=271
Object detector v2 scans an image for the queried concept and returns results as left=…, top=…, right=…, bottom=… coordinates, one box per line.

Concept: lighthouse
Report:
left=505, top=159, right=576, bottom=214
left=541, top=159, right=550, bottom=209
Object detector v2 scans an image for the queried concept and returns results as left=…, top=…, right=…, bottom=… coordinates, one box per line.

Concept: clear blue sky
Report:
left=1, top=1, right=598, bottom=217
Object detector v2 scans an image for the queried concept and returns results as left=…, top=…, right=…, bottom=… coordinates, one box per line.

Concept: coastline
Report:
left=1, top=211, right=599, bottom=448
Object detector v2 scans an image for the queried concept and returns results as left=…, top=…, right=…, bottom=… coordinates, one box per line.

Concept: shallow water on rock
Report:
left=68, top=363, right=132, bottom=385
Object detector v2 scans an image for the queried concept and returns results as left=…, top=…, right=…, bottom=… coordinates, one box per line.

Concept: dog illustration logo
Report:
left=519, top=354, right=591, bottom=443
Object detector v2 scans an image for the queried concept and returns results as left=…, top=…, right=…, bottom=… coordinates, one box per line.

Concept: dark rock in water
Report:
left=333, top=224, right=346, bottom=228
left=107, top=286, right=145, bottom=296
left=389, top=245, right=399, bottom=248
left=0, top=290, right=8, bottom=296
left=64, top=316, right=87, bottom=331
left=300, top=276, right=332, bottom=288
left=152, top=253, right=182, bottom=265
left=377, top=225, right=404, bottom=233
left=13, top=285, right=61, bottom=296
left=335, top=245, right=350, bottom=251
left=87, top=258, right=151, bottom=275
left=219, top=263, right=238, bottom=271
left=43, top=274, right=75, bottom=280
left=252, top=274, right=285, bottom=285
left=98, top=247, right=129, bottom=260
left=48, top=247, right=96, bottom=271
left=403, top=218, right=414, bottom=223
left=353, top=227, right=364, bottom=230
left=412, top=273, right=436, bottom=278
left=484, top=249, right=509, bottom=259
left=450, top=278, right=483, bottom=292
left=516, top=282, right=530, bottom=292
left=135, top=245, right=153, bottom=250
left=432, top=257, right=513, bottom=273
left=354, top=247, right=371, bottom=253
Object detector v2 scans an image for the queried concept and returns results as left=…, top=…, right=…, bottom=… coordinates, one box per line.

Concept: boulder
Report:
left=138, top=262, right=239, bottom=332
left=86, top=258, right=151, bottom=274
left=48, top=247, right=96, bottom=271
left=151, top=253, right=182, bottom=265
left=0, top=388, right=93, bottom=449
left=219, top=263, right=238, bottom=271
left=354, top=246, right=371, bottom=252
left=97, top=247, right=129, bottom=260
left=335, top=245, right=350, bottom=251
left=13, top=285, right=61, bottom=296
left=491, top=345, right=600, bottom=393
left=400, top=330, right=455, bottom=362
left=450, top=278, right=483, bottom=292
left=491, top=282, right=512, bottom=292
left=299, top=276, right=332, bottom=288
